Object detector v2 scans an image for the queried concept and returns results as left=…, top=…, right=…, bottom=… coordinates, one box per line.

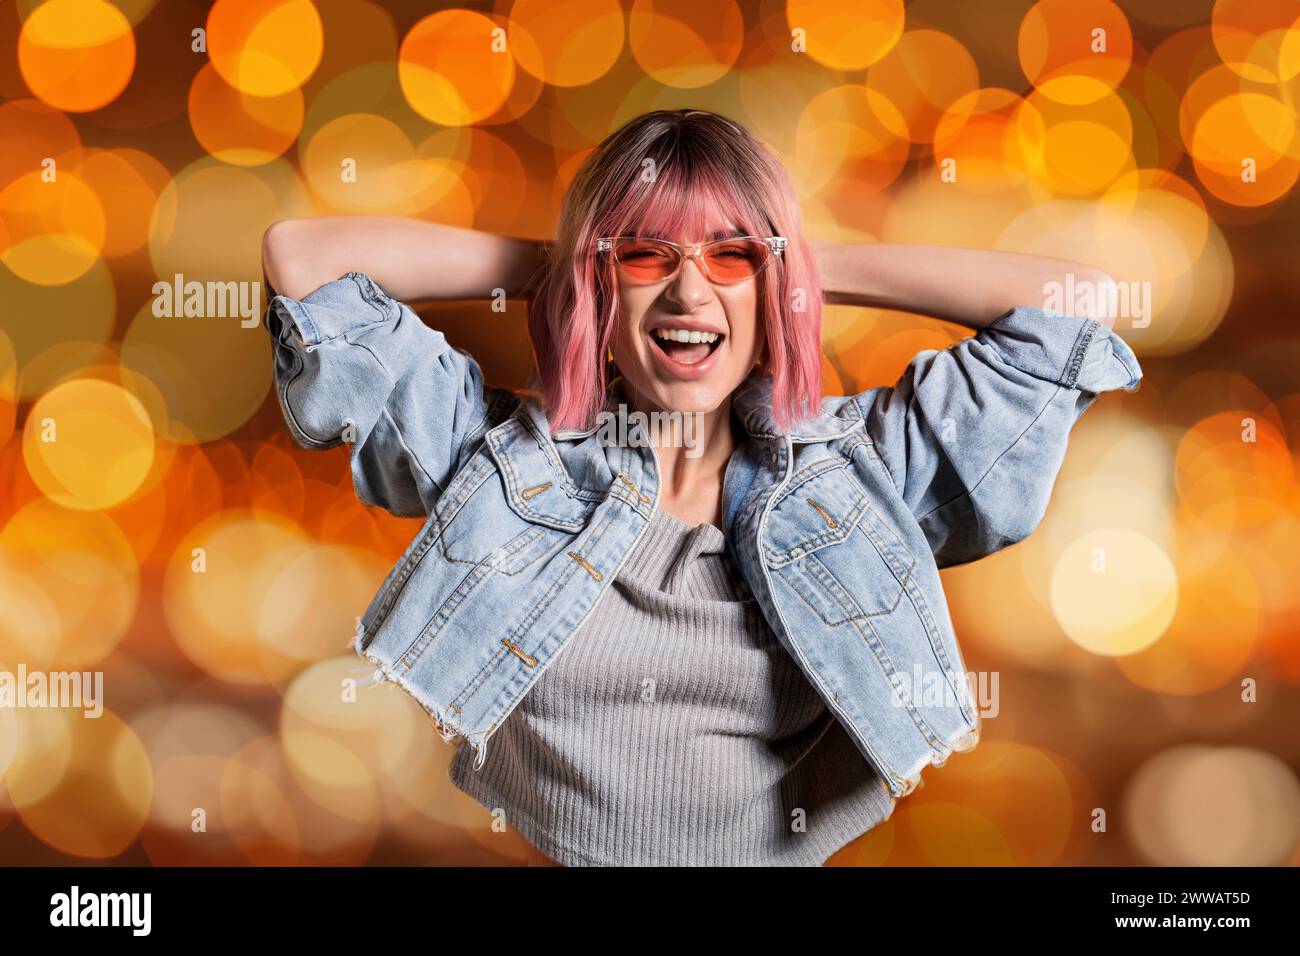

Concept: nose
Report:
left=664, top=251, right=714, bottom=307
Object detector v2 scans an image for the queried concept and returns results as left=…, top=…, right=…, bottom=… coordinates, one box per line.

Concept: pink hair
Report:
left=523, top=108, right=824, bottom=436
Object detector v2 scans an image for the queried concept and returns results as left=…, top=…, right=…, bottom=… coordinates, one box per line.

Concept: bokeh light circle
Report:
left=398, top=10, right=516, bottom=126
left=206, top=0, right=323, bottom=97
left=17, top=0, right=136, bottom=112
left=22, top=377, right=156, bottom=510
left=1049, top=529, right=1178, bottom=656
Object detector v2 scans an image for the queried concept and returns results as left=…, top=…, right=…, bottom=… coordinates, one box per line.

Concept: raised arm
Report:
left=811, top=240, right=1118, bottom=330
left=259, top=217, right=552, bottom=517
left=816, top=240, right=1142, bottom=567
left=262, top=216, right=549, bottom=302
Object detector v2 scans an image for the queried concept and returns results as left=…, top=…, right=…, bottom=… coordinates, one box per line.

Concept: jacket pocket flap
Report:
left=763, top=461, right=871, bottom=568
left=486, top=415, right=602, bottom=533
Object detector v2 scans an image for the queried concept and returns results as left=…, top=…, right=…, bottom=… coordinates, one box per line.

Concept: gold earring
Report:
left=607, top=345, right=615, bottom=363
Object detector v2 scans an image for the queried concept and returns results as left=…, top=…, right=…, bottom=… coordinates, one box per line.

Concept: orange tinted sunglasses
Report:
left=594, top=235, right=787, bottom=284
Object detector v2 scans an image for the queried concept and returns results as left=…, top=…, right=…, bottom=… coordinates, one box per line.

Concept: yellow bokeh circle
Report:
left=22, top=377, right=156, bottom=510
left=1049, top=528, right=1178, bottom=655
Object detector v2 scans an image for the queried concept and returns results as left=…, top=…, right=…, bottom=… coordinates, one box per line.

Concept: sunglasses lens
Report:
left=614, top=239, right=679, bottom=280
left=703, top=239, right=770, bottom=281
left=609, top=238, right=775, bottom=283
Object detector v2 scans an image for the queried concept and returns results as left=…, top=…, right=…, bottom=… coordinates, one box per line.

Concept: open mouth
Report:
left=648, top=327, right=725, bottom=367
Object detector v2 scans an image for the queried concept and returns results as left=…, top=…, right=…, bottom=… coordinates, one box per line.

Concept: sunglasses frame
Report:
left=594, top=235, right=787, bottom=284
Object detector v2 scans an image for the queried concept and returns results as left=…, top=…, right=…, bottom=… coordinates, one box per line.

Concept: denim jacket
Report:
left=263, top=271, right=1143, bottom=798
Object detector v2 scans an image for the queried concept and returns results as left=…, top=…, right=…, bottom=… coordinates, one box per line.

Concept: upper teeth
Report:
left=654, top=328, right=720, bottom=344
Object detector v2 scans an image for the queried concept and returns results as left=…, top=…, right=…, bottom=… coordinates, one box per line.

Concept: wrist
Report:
left=809, top=238, right=848, bottom=298
left=813, top=240, right=892, bottom=308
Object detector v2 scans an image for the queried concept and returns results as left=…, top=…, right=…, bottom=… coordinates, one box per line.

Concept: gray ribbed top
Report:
left=448, top=505, right=896, bottom=865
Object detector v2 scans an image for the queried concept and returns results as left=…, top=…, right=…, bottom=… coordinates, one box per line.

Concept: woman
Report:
left=261, top=108, right=1141, bottom=867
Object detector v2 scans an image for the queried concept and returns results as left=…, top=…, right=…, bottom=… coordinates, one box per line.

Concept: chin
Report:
left=650, top=379, right=733, bottom=413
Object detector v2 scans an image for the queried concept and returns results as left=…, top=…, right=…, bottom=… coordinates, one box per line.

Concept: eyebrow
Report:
left=641, top=227, right=748, bottom=241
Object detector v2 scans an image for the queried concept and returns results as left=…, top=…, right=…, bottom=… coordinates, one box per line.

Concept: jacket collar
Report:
left=547, top=363, right=860, bottom=444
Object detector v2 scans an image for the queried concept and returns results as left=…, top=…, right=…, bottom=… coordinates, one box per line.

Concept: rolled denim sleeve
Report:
left=263, top=271, right=488, bottom=517
left=853, top=306, right=1143, bottom=567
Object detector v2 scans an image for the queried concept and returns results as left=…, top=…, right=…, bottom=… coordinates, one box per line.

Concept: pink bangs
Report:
left=524, top=109, right=824, bottom=436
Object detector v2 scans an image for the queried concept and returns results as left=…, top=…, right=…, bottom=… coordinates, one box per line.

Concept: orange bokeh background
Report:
left=1, top=0, right=1298, bottom=867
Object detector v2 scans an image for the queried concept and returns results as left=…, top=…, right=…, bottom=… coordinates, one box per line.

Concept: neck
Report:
left=613, top=376, right=743, bottom=515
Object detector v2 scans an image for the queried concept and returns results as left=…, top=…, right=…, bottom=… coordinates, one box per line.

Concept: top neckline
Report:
left=614, top=505, right=743, bottom=600
left=655, top=507, right=722, bottom=536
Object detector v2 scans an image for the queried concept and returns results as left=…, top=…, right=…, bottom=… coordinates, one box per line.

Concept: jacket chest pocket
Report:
left=763, top=460, right=916, bottom=625
left=433, top=454, right=572, bottom=576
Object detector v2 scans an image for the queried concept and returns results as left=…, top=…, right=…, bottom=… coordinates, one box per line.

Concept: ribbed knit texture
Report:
left=448, top=506, right=896, bottom=865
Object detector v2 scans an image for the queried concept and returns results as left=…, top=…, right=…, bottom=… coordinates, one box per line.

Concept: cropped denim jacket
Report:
left=263, top=271, right=1143, bottom=798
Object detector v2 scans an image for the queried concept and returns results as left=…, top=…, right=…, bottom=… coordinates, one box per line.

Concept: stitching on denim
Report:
left=495, top=433, right=583, bottom=530
left=779, top=551, right=901, bottom=625
left=432, top=467, right=498, bottom=559
left=345, top=271, right=397, bottom=321
left=492, top=419, right=595, bottom=530
left=759, top=457, right=853, bottom=548
left=354, top=412, right=610, bottom=738
left=913, top=385, right=1061, bottom=526
left=1063, top=319, right=1098, bottom=389
left=397, top=562, right=491, bottom=670
left=450, top=504, right=608, bottom=712
left=515, top=411, right=597, bottom=500
left=488, top=526, right=563, bottom=576
left=514, top=500, right=616, bottom=647
left=445, top=640, right=511, bottom=709
left=397, top=462, right=511, bottom=664
left=748, top=446, right=911, bottom=792
left=348, top=327, right=475, bottom=512
left=847, top=610, right=947, bottom=752
left=853, top=393, right=904, bottom=495
left=831, top=521, right=966, bottom=748
left=272, top=324, right=335, bottom=450
left=291, top=275, right=392, bottom=347
left=359, top=510, right=447, bottom=642
left=437, top=452, right=494, bottom=512
left=815, top=546, right=908, bottom=617
left=792, top=572, right=928, bottom=785
left=762, top=460, right=866, bottom=565
left=617, top=473, right=649, bottom=503
left=363, top=651, right=493, bottom=740
left=858, top=503, right=917, bottom=583
left=895, top=568, right=978, bottom=727
left=376, top=404, right=442, bottom=500
left=609, top=465, right=653, bottom=519
left=783, top=455, right=844, bottom=491
left=763, top=493, right=868, bottom=566
left=457, top=388, right=521, bottom=472
left=863, top=492, right=975, bottom=726
left=409, top=434, right=623, bottom=704
left=845, top=430, right=897, bottom=492
left=462, top=502, right=620, bottom=720
left=275, top=297, right=322, bottom=347
left=366, top=447, right=496, bottom=634
left=433, top=484, right=560, bottom=576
